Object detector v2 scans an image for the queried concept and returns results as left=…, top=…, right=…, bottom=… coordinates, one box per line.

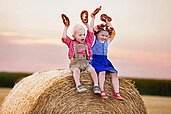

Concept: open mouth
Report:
left=102, top=38, right=107, bottom=41
left=81, top=39, right=85, bottom=42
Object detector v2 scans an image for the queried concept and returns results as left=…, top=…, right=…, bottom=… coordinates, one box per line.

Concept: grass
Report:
left=0, top=72, right=31, bottom=87
left=0, top=88, right=11, bottom=106
left=0, top=88, right=171, bottom=114
left=142, top=95, right=171, bottom=114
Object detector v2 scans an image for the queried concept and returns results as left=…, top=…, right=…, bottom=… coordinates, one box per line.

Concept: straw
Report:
left=0, top=69, right=147, bottom=114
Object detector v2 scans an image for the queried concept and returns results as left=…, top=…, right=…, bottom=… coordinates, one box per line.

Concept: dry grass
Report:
left=1, top=69, right=147, bottom=113
left=0, top=88, right=11, bottom=107
left=142, top=95, right=171, bottom=114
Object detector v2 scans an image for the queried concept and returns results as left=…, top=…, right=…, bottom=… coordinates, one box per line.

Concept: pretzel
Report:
left=93, top=6, right=102, bottom=16
left=80, top=10, right=88, bottom=23
left=61, top=14, right=70, bottom=27
left=100, top=14, right=112, bottom=22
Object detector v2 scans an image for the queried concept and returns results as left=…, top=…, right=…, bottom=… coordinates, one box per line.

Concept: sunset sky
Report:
left=0, top=0, right=171, bottom=79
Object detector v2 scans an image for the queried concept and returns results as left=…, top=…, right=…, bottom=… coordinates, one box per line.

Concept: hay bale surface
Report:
left=0, top=69, right=147, bottom=114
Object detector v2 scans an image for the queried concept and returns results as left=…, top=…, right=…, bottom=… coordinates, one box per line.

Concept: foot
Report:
left=92, top=86, right=101, bottom=94
left=76, top=85, right=87, bottom=93
left=113, top=93, right=125, bottom=101
left=100, top=91, right=108, bottom=99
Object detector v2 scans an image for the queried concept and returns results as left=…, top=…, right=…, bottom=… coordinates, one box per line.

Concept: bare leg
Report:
left=111, top=72, right=125, bottom=100
left=72, top=67, right=81, bottom=87
left=98, top=71, right=106, bottom=91
left=86, top=65, right=98, bottom=86
left=111, top=72, right=119, bottom=93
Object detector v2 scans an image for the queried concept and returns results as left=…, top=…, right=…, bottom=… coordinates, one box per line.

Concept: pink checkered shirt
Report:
left=62, top=30, right=94, bottom=60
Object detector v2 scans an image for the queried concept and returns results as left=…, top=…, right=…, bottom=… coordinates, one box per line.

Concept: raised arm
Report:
left=89, top=13, right=95, bottom=31
left=80, top=10, right=93, bottom=32
left=106, top=21, right=116, bottom=41
left=80, top=6, right=102, bottom=32
left=84, top=13, right=95, bottom=32
left=90, top=6, right=102, bottom=29
left=61, top=14, right=70, bottom=38
left=62, top=26, right=68, bottom=38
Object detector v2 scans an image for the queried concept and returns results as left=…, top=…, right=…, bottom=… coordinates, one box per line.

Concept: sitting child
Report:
left=90, top=13, right=125, bottom=100
left=61, top=10, right=100, bottom=93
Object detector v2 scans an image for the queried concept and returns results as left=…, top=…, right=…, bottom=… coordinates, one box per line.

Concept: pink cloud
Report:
left=108, top=48, right=171, bottom=79
left=0, top=36, right=171, bottom=79
left=0, top=37, right=69, bottom=72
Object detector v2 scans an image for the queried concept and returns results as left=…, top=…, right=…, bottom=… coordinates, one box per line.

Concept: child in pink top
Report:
left=61, top=10, right=100, bottom=93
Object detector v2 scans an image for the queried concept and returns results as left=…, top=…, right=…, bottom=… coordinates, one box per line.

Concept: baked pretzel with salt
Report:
left=61, top=14, right=70, bottom=27
left=92, top=6, right=102, bottom=16
left=100, top=14, right=112, bottom=22
left=80, top=10, right=88, bottom=23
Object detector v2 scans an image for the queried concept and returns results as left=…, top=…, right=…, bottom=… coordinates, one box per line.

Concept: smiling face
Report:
left=96, top=30, right=109, bottom=42
left=72, top=25, right=86, bottom=43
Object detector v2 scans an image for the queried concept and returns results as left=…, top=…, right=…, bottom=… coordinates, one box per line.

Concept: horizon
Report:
left=0, top=0, right=171, bottom=80
left=0, top=70, right=171, bottom=80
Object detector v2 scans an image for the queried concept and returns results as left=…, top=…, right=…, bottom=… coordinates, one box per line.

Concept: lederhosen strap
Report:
left=73, top=41, right=77, bottom=58
left=73, top=41, right=89, bottom=59
left=85, top=44, right=89, bottom=58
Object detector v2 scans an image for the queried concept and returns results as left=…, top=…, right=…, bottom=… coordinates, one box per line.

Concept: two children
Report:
left=61, top=7, right=124, bottom=100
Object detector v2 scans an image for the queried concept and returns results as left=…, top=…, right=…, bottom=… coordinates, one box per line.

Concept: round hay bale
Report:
left=0, top=69, right=147, bottom=114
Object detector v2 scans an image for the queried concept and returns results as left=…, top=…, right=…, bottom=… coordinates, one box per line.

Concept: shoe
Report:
left=113, top=92, right=125, bottom=101
left=92, top=86, right=101, bottom=94
left=76, top=85, right=87, bottom=93
left=100, top=91, right=108, bottom=99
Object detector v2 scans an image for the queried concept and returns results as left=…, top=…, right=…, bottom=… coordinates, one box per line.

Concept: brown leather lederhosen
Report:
left=69, top=41, right=90, bottom=71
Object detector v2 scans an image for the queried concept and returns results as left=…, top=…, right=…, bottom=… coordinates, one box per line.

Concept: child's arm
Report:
left=80, top=9, right=97, bottom=32
left=81, top=11, right=95, bottom=46
left=61, top=14, right=70, bottom=38
left=62, top=25, right=72, bottom=46
left=106, top=21, right=116, bottom=42
left=61, top=14, right=71, bottom=45
left=84, top=13, right=95, bottom=32
left=89, top=13, right=95, bottom=32
left=62, top=26, right=68, bottom=38
left=89, top=6, right=101, bottom=32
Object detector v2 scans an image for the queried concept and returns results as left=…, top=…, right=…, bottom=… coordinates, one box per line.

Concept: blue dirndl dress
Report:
left=91, top=55, right=118, bottom=73
left=90, top=38, right=118, bottom=73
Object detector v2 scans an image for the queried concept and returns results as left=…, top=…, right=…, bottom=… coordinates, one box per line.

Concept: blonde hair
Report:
left=72, top=24, right=85, bottom=36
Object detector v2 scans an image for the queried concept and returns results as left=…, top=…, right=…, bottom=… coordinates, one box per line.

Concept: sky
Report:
left=0, top=0, right=171, bottom=79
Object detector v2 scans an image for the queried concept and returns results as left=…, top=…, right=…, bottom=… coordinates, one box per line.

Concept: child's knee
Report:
left=73, top=67, right=80, bottom=73
left=86, top=65, right=94, bottom=72
left=99, top=71, right=106, bottom=75
left=111, top=72, right=118, bottom=77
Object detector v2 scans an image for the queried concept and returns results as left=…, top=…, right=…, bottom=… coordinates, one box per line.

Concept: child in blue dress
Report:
left=91, top=14, right=124, bottom=100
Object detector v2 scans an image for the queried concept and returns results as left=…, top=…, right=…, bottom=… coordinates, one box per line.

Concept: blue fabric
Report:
left=90, top=55, right=118, bottom=73
left=92, top=38, right=108, bottom=55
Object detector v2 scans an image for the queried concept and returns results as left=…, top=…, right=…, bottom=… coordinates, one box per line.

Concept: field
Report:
left=0, top=88, right=171, bottom=114
left=142, top=95, right=171, bottom=114
left=0, top=88, right=11, bottom=107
